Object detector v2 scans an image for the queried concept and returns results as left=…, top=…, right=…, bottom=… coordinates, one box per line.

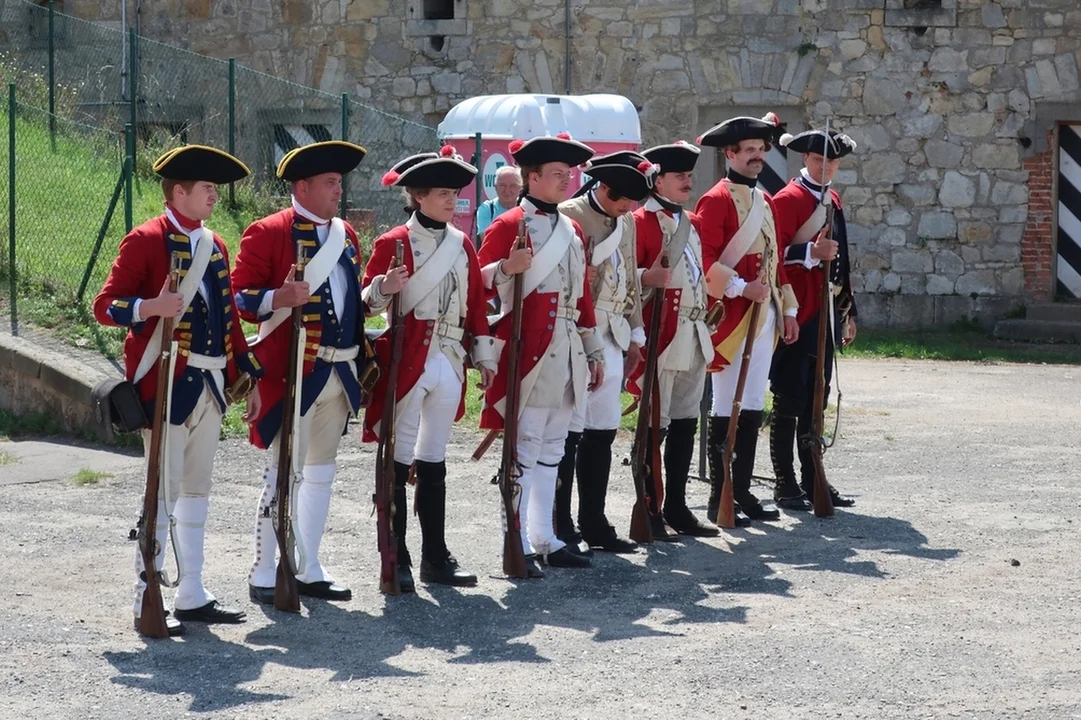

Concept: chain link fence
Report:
left=1, top=0, right=439, bottom=335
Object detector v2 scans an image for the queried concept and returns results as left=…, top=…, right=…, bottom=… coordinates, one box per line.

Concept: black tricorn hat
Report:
left=508, top=132, right=594, bottom=167
left=381, top=146, right=478, bottom=190
left=152, top=145, right=250, bottom=184
left=779, top=129, right=858, bottom=159
left=641, top=141, right=701, bottom=174
left=577, top=151, right=659, bottom=201
left=696, top=112, right=784, bottom=148
left=276, top=140, right=367, bottom=182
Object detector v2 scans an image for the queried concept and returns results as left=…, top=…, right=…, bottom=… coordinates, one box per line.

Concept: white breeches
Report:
left=711, top=303, right=777, bottom=415
left=569, top=336, right=625, bottom=432
left=393, top=352, right=461, bottom=464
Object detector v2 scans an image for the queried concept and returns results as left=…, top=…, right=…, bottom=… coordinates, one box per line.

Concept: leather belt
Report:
left=553, top=305, right=580, bottom=322
left=184, top=353, right=228, bottom=370
left=594, top=298, right=626, bottom=315
left=316, top=345, right=360, bottom=363
left=678, top=305, right=708, bottom=322
left=435, top=320, right=465, bottom=342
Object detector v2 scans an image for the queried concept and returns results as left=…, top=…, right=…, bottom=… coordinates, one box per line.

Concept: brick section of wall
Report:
left=1022, top=132, right=1056, bottom=302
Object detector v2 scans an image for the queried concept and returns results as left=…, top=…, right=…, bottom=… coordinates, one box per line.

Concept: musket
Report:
left=629, top=254, right=670, bottom=544
left=272, top=240, right=306, bottom=612
left=806, top=120, right=836, bottom=519
left=374, top=240, right=406, bottom=595
left=716, top=300, right=762, bottom=529
left=497, top=217, right=529, bottom=578
left=136, top=252, right=181, bottom=639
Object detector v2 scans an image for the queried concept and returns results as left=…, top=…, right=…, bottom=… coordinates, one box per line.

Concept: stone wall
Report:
left=66, top=0, right=1081, bottom=326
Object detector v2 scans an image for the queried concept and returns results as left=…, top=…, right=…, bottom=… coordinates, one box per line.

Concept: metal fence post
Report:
left=228, top=58, right=236, bottom=208
left=8, top=84, right=17, bottom=335
left=340, top=93, right=349, bottom=219
left=128, top=29, right=137, bottom=173
left=473, top=131, right=482, bottom=246
left=48, top=0, right=55, bottom=152
left=124, top=123, right=134, bottom=233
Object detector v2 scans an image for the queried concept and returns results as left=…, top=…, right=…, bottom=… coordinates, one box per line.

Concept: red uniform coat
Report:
left=695, top=180, right=791, bottom=371
left=230, top=208, right=364, bottom=448
left=92, top=215, right=258, bottom=408
left=631, top=206, right=707, bottom=359
left=477, top=205, right=597, bottom=431
left=360, top=223, right=491, bottom=442
left=771, top=181, right=842, bottom=327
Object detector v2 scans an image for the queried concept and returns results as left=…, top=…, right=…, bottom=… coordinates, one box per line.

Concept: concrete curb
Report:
left=0, top=332, right=114, bottom=438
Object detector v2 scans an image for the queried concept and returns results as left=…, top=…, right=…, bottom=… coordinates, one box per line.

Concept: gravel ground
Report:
left=2, top=357, right=1080, bottom=719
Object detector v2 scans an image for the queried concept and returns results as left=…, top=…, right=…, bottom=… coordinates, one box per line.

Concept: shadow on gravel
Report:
left=761, top=510, right=962, bottom=578
left=103, top=630, right=289, bottom=712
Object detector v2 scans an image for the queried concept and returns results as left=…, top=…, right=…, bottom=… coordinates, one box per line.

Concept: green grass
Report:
left=0, top=409, right=68, bottom=439
left=848, top=325, right=1081, bottom=365
left=71, top=467, right=112, bottom=485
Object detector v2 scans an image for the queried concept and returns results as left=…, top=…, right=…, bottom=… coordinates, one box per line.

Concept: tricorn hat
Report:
left=641, top=141, right=701, bottom=174
left=380, top=145, right=478, bottom=190
left=696, top=112, right=784, bottom=148
left=779, top=129, right=858, bottom=159
left=576, top=151, right=659, bottom=201
left=152, top=145, right=250, bottom=184
left=276, top=140, right=367, bottom=182
left=508, top=132, right=594, bottom=167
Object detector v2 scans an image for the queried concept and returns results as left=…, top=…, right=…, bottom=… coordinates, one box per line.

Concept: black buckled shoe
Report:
left=664, top=506, right=721, bottom=537
left=296, top=580, right=352, bottom=601
left=543, top=547, right=592, bottom=568
left=558, top=532, right=594, bottom=558
left=707, top=503, right=752, bottom=528
left=649, top=514, right=681, bottom=543
left=524, top=555, right=545, bottom=579
left=420, top=556, right=478, bottom=587
left=248, top=584, right=275, bottom=605
left=398, top=565, right=416, bottom=593
left=584, top=531, right=638, bottom=554
left=738, top=498, right=781, bottom=522
left=802, top=482, right=856, bottom=508
left=134, top=611, right=185, bottom=637
left=774, top=482, right=812, bottom=512
left=173, top=600, right=247, bottom=624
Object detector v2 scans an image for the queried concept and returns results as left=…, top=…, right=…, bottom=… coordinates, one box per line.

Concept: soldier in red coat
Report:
left=769, top=128, right=859, bottom=509
left=361, top=147, right=499, bottom=590
left=93, top=145, right=262, bottom=636
left=478, top=133, right=605, bottom=577
left=630, top=141, right=720, bottom=541
left=231, top=141, right=374, bottom=606
left=694, top=114, right=800, bottom=525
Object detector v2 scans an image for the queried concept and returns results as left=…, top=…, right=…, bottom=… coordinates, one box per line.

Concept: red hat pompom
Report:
left=675, top=140, right=688, bottom=145
left=508, top=139, right=525, bottom=154
left=694, top=136, right=703, bottom=144
left=764, top=111, right=781, bottom=126
left=637, top=160, right=652, bottom=173
left=556, top=132, right=571, bottom=140
left=440, top=144, right=455, bottom=157
left=381, top=170, right=400, bottom=187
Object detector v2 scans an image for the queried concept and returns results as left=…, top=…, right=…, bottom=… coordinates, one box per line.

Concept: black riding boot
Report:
left=770, top=396, right=810, bottom=511
left=797, top=410, right=855, bottom=508
left=577, top=429, right=637, bottom=552
left=663, top=418, right=718, bottom=536
left=415, top=460, right=477, bottom=586
left=733, top=411, right=780, bottom=521
left=392, top=462, right=415, bottom=592
left=555, top=431, right=589, bottom=555
left=644, top=426, right=678, bottom=541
